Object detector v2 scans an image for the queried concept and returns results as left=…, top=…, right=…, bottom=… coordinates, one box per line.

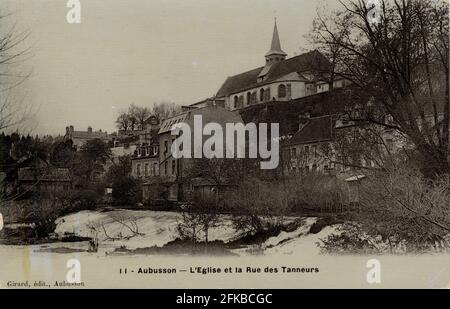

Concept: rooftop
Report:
left=286, top=115, right=335, bottom=146
left=216, top=50, right=331, bottom=97
left=18, top=167, right=72, bottom=182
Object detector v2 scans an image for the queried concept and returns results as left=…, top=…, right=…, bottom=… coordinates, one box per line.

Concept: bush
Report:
left=320, top=167, right=450, bottom=254
left=228, top=179, right=290, bottom=243
left=356, top=167, right=450, bottom=252
left=285, top=173, right=346, bottom=213
left=176, top=194, right=220, bottom=246
left=3, top=199, right=65, bottom=239
left=111, top=176, right=141, bottom=206
left=319, top=223, right=382, bottom=254
left=59, top=190, right=101, bottom=214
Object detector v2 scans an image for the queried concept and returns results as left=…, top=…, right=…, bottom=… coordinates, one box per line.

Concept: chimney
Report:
left=298, top=113, right=310, bottom=131
left=70, top=125, right=74, bottom=133
left=88, top=126, right=92, bottom=134
left=65, top=126, right=69, bottom=135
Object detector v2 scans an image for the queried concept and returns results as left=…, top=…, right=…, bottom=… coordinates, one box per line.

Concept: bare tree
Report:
left=151, top=102, right=182, bottom=122
left=115, top=111, right=133, bottom=131
left=356, top=166, right=450, bottom=252
left=0, top=12, right=32, bottom=131
left=176, top=193, right=220, bottom=253
left=311, top=0, right=449, bottom=177
left=229, top=179, right=291, bottom=244
left=129, top=104, right=151, bottom=130
left=307, top=8, right=347, bottom=90
left=116, top=103, right=180, bottom=131
left=88, top=213, right=144, bottom=242
left=186, top=158, right=246, bottom=188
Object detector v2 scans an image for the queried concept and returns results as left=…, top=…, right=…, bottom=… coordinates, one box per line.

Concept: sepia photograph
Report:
left=0, top=0, right=449, bottom=291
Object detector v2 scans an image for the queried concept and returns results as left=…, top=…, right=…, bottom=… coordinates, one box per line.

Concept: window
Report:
left=260, top=89, right=265, bottom=102
left=164, top=140, right=168, bottom=154
left=164, top=161, right=168, bottom=175
left=251, top=92, right=257, bottom=104
left=137, top=148, right=141, bottom=157
left=278, top=84, right=286, bottom=98
left=264, top=88, right=270, bottom=101
left=172, top=160, right=176, bottom=175
left=144, top=163, right=149, bottom=177
left=247, top=92, right=251, bottom=106
left=234, top=96, right=238, bottom=109
left=238, top=95, right=244, bottom=108
left=153, top=162, right=158, bottom=176
left=287, top=84, right=292, bottom=98
left=137, top=164, right=141, bottom=177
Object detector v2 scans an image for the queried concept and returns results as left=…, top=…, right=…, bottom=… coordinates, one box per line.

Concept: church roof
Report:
left=216, top=50, right=331, bottom=97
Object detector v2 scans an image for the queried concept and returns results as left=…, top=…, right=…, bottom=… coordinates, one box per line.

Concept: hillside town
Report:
left=1, top=0, right=449, bottom=257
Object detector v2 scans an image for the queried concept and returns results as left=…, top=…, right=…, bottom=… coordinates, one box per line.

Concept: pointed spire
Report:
left=266, top=18, right=287, bottom=58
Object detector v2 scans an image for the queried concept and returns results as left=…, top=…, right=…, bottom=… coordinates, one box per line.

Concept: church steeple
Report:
left=265, top=19, right=287, bottom=64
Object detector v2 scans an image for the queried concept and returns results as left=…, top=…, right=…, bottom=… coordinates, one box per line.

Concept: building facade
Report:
left=18, top=165, right=72, bottom=194
left=143, top=100, right=242, bottom=201
left=282, top=114, right=406, bottom=177
left=65, top=125, right=112, bottom=150
left=131, top=142, right=160, bottom=180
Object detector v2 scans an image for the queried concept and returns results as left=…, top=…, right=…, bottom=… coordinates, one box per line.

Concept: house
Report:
left=187, top=97, right=226, bottom=110
left=18, top=163, right=72, bottom=194
left=100, top=144, right=139, bottom=174
left=215, top=20, right=348, bottom=111
left=146, top=103, right=243, bottom=202
left=131, top=135, right=160, bottom=180
left=282, top=113, right=405, bottom=176
left=64, top=125, right=112, bottom=150
left=282, top=114, right=336, bottom=175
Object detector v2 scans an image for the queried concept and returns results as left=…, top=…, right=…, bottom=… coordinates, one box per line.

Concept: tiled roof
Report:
left=216, top=50, right=331, bottom=97
left=18, top=167, right=72, bottom=182
left=286, top=115, right=335, bottom=146
left=71, top=131, right=110, bottom=140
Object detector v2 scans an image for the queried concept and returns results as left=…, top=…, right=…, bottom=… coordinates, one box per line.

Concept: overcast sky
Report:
left=3, top=0, right=341, bottom=135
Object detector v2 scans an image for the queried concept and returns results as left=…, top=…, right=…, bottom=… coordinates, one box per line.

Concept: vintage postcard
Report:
left=0, top=0, right=449, bottom=291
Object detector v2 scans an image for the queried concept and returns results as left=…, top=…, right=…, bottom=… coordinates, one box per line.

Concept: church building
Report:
left=216, top=20, right=346, bottom=111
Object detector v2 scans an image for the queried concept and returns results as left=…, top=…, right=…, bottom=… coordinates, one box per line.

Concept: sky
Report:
left=2, top=0, right=341, bottom=135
